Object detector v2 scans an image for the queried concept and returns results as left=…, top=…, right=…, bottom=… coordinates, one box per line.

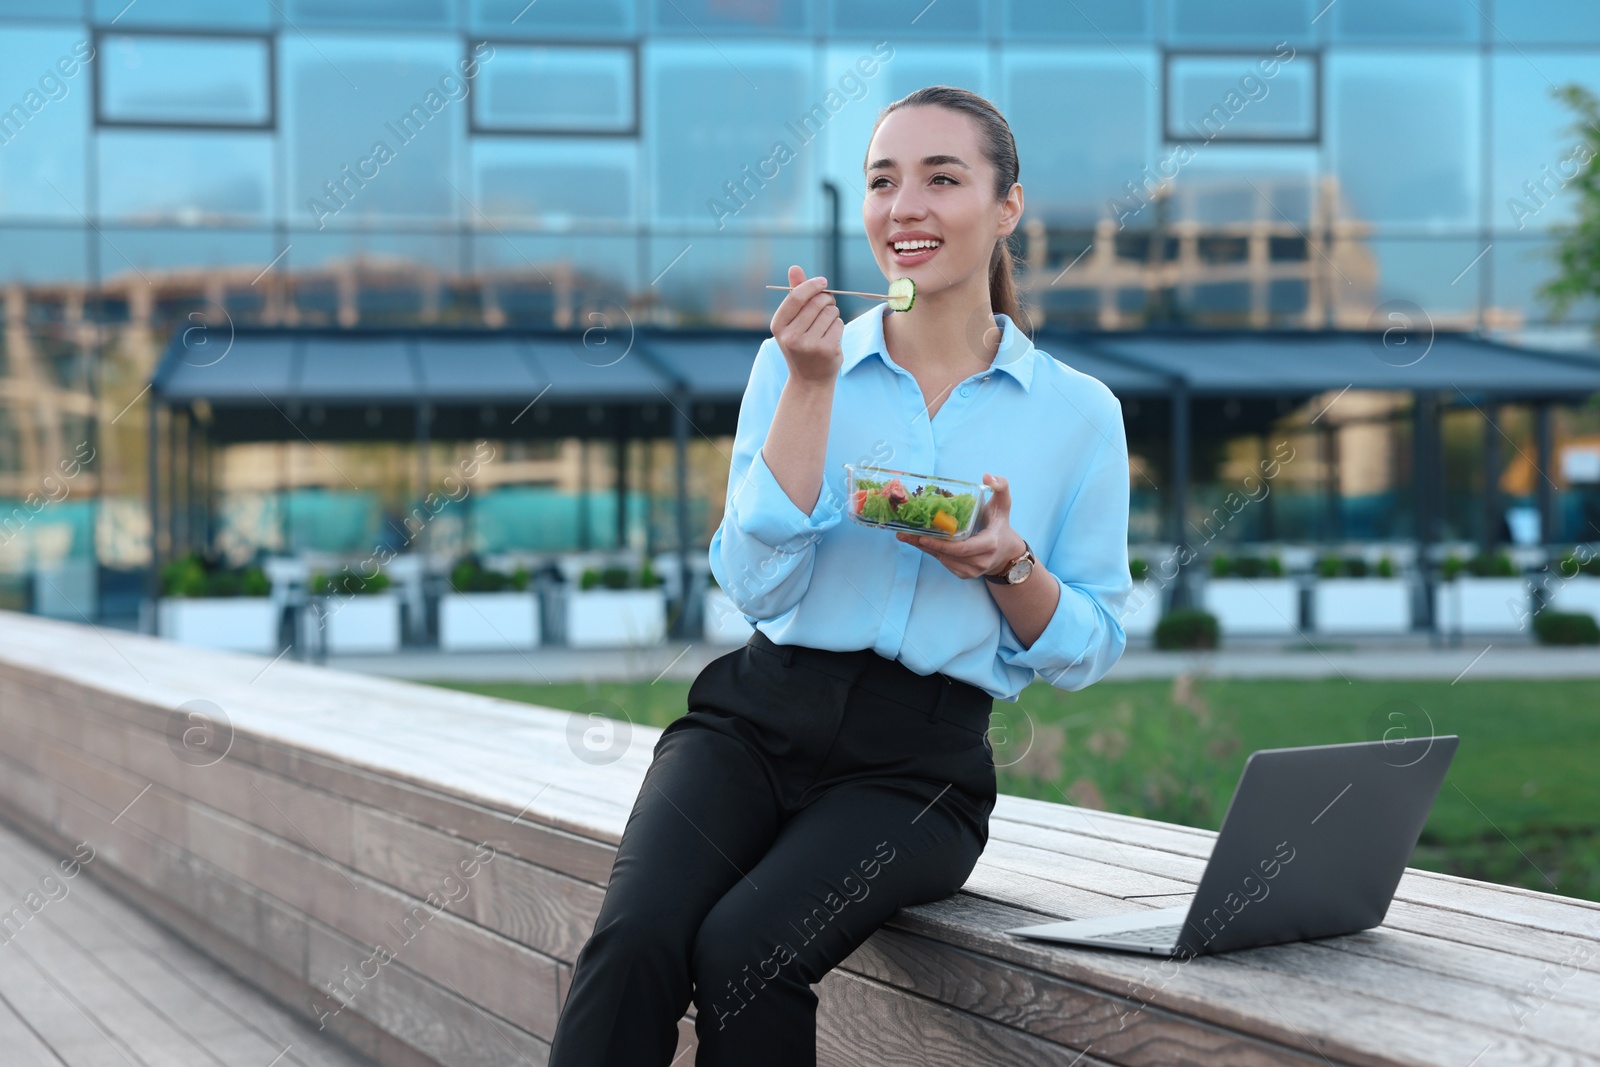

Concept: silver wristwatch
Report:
left=983, top=540, right=1036, bottom=585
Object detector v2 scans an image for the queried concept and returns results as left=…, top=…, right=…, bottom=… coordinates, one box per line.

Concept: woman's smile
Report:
left=890, top=230, right=944, bottom=267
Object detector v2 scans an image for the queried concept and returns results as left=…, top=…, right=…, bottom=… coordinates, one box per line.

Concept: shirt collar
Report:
left=840, top=302, right=1037, bottom=393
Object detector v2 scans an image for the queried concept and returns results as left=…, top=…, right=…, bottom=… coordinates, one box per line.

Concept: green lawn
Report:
left=425, top=675, right=1600, bottom=903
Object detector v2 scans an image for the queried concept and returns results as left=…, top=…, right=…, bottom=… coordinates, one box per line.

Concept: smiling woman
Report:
left=547, top=85, right=1132, bottom=1067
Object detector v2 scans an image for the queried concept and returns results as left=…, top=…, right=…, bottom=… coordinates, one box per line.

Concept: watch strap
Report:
left=983, top=540, right=1033, bottom=584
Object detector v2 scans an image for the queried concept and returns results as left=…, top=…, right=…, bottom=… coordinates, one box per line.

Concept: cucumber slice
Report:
left=886, top=277, right=916, bottom=312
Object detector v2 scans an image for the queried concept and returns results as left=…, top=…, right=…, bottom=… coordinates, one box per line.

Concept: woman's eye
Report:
left=869, top=177, right=890, bottom=189
left=932, top=174, right=957, bottom=185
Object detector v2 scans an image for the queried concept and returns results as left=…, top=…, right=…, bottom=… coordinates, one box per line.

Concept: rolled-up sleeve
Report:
left=709, top=338, right=846, bottom=621
left=996, top=398, right=1133, bottom=691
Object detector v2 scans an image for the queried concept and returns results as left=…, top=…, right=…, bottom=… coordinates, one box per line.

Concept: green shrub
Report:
left=1533, top=610, right=1600, bottom=645
left=160, top=552, right=269, bottom=598
left=1376, top=556, right=1395, bottom=578
left=1345, top=557, right=1369, bottom=578
left=1468, top=551, right=1517, bottom=578
left=1155, top=608, right=1219, bottom=651
left=1316, top=555, right=1341, bottom=579
left=450, top=554, right=528, bottom=593
left=1556, top=551, right=1600, bottom=579
left=1130, top=557, right=1149, bottom=582
left=1443, top=552, right=1517, bottom=579
left=311, top=569, right=391, bottom=596
left=1220, top=554, right=1281, bottom=579
left=581, top=563, right=659, bottom=590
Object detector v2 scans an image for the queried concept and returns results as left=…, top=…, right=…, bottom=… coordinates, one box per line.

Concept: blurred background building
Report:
left=2, top=0, right=1600, bottom=628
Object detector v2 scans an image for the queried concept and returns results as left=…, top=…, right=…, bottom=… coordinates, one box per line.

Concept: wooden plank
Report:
left=0, top=821, right=373, bottom=1067
left=841, top=926, right=1329, bottom=1067
left=817, top=966, right=1122, bottom=1067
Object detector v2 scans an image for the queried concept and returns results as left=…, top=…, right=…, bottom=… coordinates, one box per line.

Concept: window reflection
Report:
left=651, top=0, right=807, bottom=35
left=471, top=0, right=634, bottom=36
left=1164, top=0, right=1315, bottom=47
left=647, top=43, right=814, bottom=227
left=472, top=138, right=637, bottom=225
left=91, top=0, right=273, bottom=27
left=98, top=33, right=273, bottom=127
left=1490, top=53, right=1600, bottom=236
left=1004, top=0, right=1149, bottom=39
left=1167, top=52, right=1317, bottom=142
left=98, top=131, right=273, bottom=222
left=1002, top=49, right=1156, bottom=224
left=1331, top=0, right=1478, bottom=42
left=1327, top=53, right=1480, bottom=229
left=0, top=27, right=90, bottom=219
left=828, top=0, right=981, bottom=37
left=282, top=36, right=468, bottom=225
left=473, top=44, right=634, bottom=133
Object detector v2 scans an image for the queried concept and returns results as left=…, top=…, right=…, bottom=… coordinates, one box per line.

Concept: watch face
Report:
left=1009, top=557, right=1034, bottom=583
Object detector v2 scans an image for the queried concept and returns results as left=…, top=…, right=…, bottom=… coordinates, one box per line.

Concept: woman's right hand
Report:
left=770, top=264, right=844, bottom=386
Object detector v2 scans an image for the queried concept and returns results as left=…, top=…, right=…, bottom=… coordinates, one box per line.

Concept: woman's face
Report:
left=862, top=104, right=1021, bottom=301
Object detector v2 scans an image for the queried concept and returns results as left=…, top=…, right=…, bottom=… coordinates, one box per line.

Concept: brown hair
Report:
left=865, top=85, right=1024, bottom=325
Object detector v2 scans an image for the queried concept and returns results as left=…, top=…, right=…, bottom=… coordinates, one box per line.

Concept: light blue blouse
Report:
left=708, top=301, right=1132, bottom=703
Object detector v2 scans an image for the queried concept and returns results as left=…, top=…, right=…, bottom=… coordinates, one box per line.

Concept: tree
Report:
left=1536, top=84, right=1600, bottom=338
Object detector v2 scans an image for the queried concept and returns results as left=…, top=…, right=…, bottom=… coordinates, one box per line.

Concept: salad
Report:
left=845, top=466, right=985, bottom=540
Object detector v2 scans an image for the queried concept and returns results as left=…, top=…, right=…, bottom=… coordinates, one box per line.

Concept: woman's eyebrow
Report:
left=864, top=153, right=972, bottom=173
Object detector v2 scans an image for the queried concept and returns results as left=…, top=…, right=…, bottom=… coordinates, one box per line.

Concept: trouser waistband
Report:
left=747, top=628, right=993, bottom=734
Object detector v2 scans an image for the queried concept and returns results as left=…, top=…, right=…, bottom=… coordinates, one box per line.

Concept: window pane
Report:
left=1331, top=0, right=1479, bottom=42
left=647, top=43, right=814, bottom=227
left=828, top=0, right=982, bottom=37
left=1326, top=52, right=1480, bottom=230
left=0, top=28, right=90, bottom=219
left=1002, top=49, right=1156, bottom=225
left=283, top=36, right=468, bottom=226
left=652, top=232, right=816, bottom=323
left=91, top=226, right=279, bottom=277
left=98, top=130, right=273, bottom=222
left=471, top=0, right=634, bottom=36
left=284, top=0, right=453, bottom=28
left=1167, top=52, right=1316, bottom=141
left=650, top=0, right=807, bottom=35
left=1164, top=0, right=1315, bottom=46
left=1490, top=52, right=1600, bottom=236
left=99, top=34, right=272, bottom=127
left=0, top=226, right=88, bottom=284
left=1, top=1, right=87, bottom=14
left=1493, top=238, right=1600, bottom=325
left=1004, top=0, right=1150, bottom=40
left=1494, top=0, right=1600, bottom=45
left=474, top=45, right=633, bottom=133
left=92, top=0, right=273, bottom=27
left=1364, top=238, right=1487, bottom=325
left=818, top=45, right=983, bottom=206
left=472, top=232, right=639, bottom=322
left=472, top=138, right=637, bottom=225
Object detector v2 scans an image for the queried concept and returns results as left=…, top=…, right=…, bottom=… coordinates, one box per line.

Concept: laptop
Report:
left=1005, top=735, right=1459, bottom=957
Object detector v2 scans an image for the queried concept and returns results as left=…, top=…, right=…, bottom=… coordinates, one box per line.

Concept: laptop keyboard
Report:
left=1084, top=923, right=1184, bottom=946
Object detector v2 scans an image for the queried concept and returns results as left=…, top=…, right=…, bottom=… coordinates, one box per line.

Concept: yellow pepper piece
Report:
left=930, top=510, right=959, bottom=534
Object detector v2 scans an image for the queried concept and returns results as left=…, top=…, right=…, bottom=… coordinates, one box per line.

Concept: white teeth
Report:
left=893, top=239, right=941, bottom=252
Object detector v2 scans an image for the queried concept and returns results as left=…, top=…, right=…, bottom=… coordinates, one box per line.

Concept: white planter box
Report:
left=702, top=588, right=754, bottom=645
left=439, top=592, right=540, bottom=651
left=1119, top=578, right=1163, bottom=638
left=158, top=597, right=280, bottom=654
left=1548, top=575, right=1600, bottom=621
left=1312, top=578, right=1412, bottom=634
left=305, top=593, right=402, bottom=654
left=1203, top=577, right=1300, bottom=635
left=1433, top=578, right=1530, bottom=635
left=565, top=588, right=668, bottom=648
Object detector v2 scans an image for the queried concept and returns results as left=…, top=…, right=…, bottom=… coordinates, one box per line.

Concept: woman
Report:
left=547, top=85, right=1132, bottom=1067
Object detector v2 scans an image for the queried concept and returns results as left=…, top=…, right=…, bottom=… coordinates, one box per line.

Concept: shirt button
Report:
left=959, top=385, right=972, bottom=397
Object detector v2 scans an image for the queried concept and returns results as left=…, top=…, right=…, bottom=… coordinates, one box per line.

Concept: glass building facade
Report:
left=3, top=0, right=1600, bottom=618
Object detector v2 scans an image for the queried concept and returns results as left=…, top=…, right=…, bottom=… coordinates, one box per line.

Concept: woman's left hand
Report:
left=896, top=472, right=1027, bottom=580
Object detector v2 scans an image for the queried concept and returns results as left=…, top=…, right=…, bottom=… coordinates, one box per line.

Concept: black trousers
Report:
left=546, top=629, right=997, bottom=1066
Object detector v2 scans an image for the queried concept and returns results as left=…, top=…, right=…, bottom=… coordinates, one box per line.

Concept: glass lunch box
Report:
left=842, top=463, right=990, bottom=541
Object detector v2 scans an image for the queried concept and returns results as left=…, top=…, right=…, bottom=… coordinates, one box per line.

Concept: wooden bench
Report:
left=0, top=611, right=1595, bottom=1066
